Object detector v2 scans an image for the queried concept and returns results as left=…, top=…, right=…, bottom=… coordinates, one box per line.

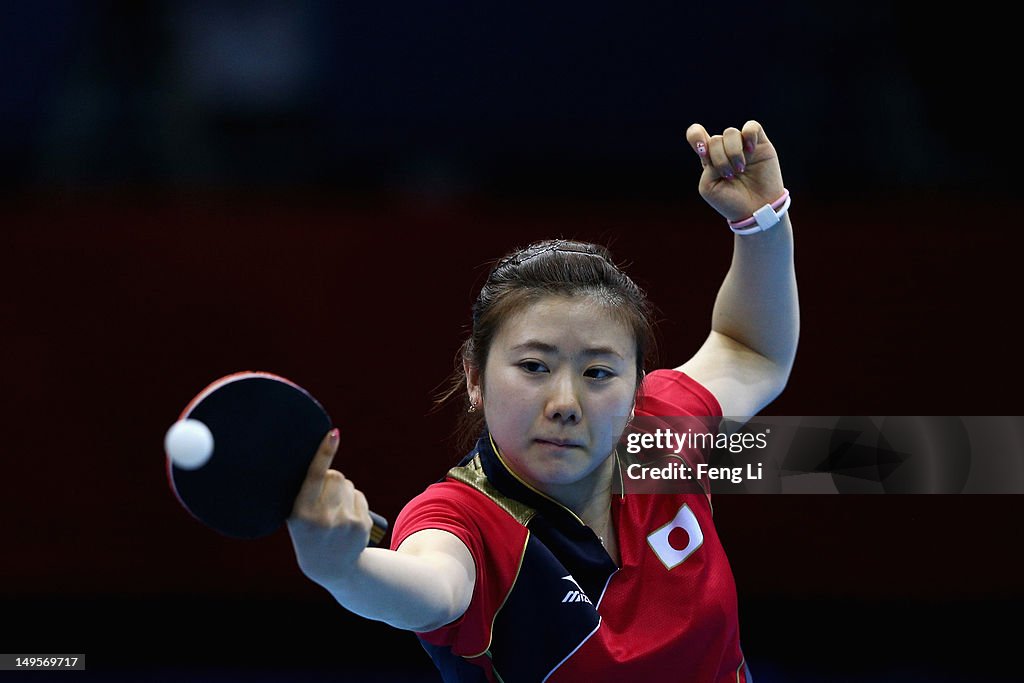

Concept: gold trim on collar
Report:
left=447, top=454, right=537, bottom=527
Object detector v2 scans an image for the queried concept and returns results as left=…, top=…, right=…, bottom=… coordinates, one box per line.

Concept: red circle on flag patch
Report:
left=668, top=526, right=690, bottom=551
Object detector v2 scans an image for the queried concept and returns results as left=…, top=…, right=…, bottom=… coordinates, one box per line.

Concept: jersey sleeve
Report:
left=636, top=368, right=723, bottom=419
left=390, top=481, right=529, bottom=656
left=634, top=369, right=723, bottom=502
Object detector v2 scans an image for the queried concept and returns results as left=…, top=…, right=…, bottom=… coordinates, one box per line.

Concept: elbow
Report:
left=399, top=585, right=469, bottom=634
left=396, top=556, right=474, bottom=634
left=773, top=330, right=799, bottom=394
left=770, top=348, right=794, bottom=401
left=768, top=371, right=789, bottom=405
left=765, top=347, right=797, bottom=403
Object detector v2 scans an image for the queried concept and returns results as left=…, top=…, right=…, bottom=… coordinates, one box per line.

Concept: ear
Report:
left=464, top=357, right=483, bottom=408
left=630, top=372, right=644, bottom=420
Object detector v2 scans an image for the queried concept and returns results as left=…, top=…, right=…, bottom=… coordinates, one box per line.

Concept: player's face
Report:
left=470, top=295, right=637, bottom=500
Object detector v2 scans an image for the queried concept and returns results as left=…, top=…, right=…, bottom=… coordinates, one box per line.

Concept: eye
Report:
left=519, top=360, right=548, bottom=374
left=585, top=367, right=615, bottom=380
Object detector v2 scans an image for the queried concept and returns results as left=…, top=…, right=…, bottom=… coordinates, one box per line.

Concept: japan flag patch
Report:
left=647, top=503, right=704, bottom=570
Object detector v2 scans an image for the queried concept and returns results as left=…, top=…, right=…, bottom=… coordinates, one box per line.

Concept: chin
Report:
left=533, top=468, right=588, bottom=487
left=525, top=452, right=595, bottom=486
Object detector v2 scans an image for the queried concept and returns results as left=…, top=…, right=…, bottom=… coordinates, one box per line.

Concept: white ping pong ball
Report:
left=165, top=418, right=214, bottom=470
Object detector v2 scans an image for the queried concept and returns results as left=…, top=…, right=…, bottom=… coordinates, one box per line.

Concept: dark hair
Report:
left=436, top=239, right=659, bottom=452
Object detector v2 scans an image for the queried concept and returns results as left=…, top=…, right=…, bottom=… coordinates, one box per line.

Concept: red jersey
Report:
left=391, top=369, right=750, bottom=682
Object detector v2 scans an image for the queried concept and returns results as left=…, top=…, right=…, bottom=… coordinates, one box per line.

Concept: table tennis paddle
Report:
left=165, top=371, right=388, bottom=543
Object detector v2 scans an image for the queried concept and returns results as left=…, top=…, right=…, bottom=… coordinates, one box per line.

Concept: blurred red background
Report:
left=4, top=191, right=1021, bottom=679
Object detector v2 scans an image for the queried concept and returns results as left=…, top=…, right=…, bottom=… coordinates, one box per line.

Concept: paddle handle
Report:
left=368, top=510, right=389, bottom=546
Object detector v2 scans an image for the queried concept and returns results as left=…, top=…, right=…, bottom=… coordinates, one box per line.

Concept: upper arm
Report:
left=677, top=330, right=790, bottom=428
left=395, top=528, right=477, bottom=631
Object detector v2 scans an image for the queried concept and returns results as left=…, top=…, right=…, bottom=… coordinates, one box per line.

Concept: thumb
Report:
left=293, top=428, right=341, bottom=513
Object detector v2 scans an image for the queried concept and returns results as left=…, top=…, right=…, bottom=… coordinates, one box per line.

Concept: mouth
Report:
left=535, top=439, right=583, bottom=449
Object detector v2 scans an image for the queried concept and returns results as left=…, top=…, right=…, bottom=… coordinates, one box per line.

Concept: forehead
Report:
left=494, top=295, right=635, bottom=355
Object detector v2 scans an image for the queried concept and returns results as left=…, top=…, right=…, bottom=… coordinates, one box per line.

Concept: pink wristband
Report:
left=727, top=189, right=791, bottom=235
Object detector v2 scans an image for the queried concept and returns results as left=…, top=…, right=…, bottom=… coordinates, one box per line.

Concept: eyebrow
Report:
left=510, top=340, right=625, bottom=360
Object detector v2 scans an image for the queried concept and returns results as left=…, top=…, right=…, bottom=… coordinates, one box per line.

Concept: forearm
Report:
left=317, top=547, right=467, bottom=632
left=711, top=214, right=799, bottom=372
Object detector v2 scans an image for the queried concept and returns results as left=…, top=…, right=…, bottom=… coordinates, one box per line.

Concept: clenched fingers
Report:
left=686, top=120, right=769, bottom=179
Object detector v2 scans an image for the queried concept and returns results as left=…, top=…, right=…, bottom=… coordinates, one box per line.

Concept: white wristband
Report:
left=727, top=190, right=791, bottom=235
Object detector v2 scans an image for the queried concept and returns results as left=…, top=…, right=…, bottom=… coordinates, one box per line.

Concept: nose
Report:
left=545, top=373, right=581, bottom=424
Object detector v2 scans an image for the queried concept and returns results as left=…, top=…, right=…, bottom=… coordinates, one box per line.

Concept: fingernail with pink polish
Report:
left=696, top=141, right=707, bottom=157
left=736, top=162, right=745, bottom=174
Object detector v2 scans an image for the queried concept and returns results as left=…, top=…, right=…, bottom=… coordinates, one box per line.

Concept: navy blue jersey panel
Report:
left=488, top=534, right=601, bottom=682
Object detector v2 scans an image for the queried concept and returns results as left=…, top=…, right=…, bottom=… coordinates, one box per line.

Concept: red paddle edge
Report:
left=164, top=371, right=328, bottom=529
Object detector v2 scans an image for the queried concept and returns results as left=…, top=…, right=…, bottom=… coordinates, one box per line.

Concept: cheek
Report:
left=592, top=392, right=634, bottom=433
left=595, top=384, right=634, bottom=411
left=484, top=371, right=535, bottom=420
left=500, top=393, right=538, bottom=425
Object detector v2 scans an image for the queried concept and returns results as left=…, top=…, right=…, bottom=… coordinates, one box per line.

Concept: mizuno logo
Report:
left=561, top=575, right=593, bottom=604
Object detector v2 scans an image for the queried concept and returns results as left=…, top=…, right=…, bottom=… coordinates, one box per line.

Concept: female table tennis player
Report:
left=287, top=120, right=798, bottom=682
